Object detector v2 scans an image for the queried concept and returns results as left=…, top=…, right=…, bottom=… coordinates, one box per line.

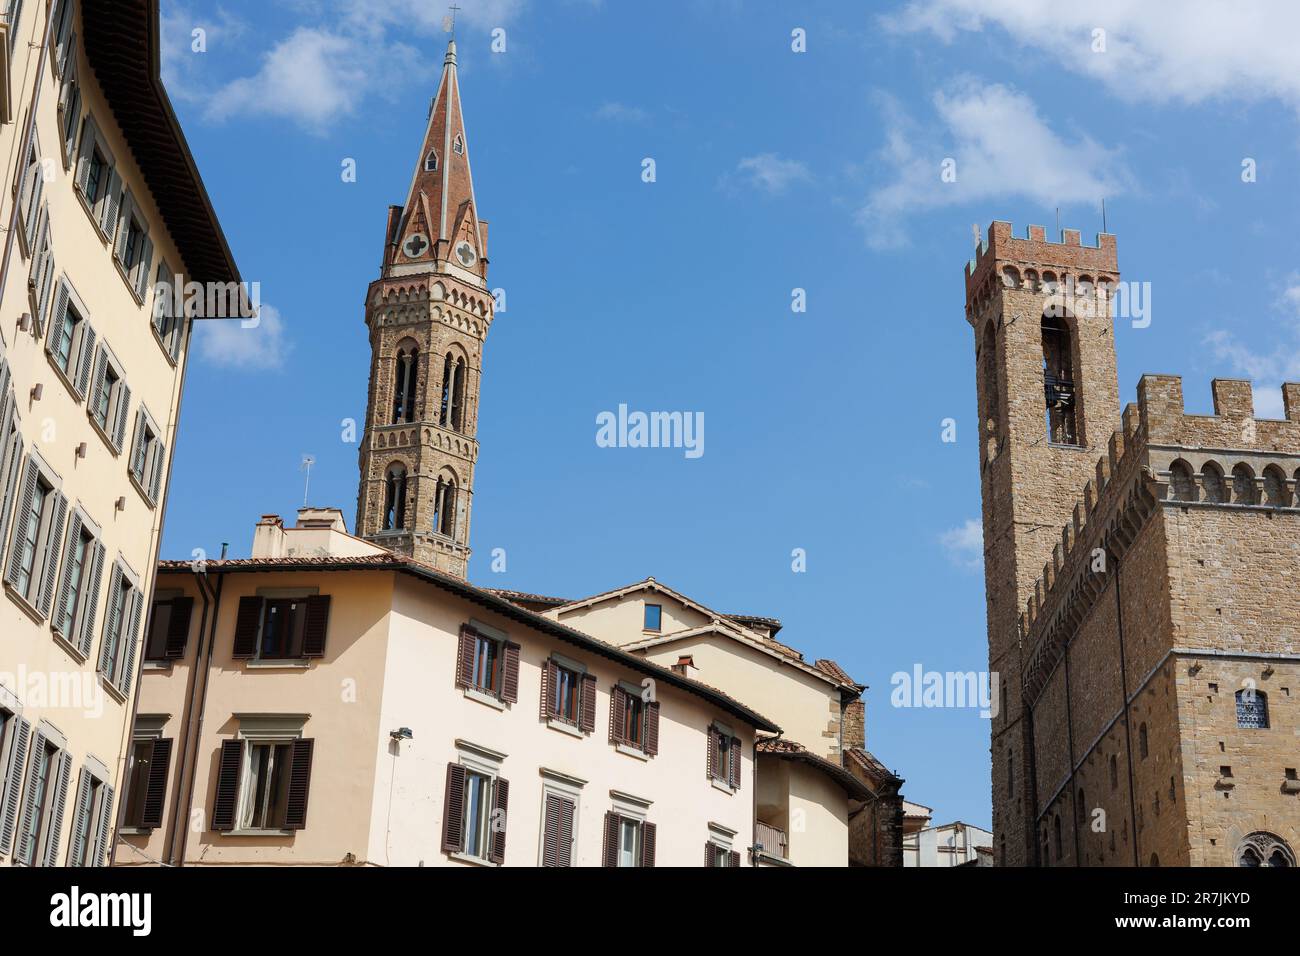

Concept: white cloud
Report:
left=594, top=101, right=650, bottom=123
left=860, top=80, right=1130, bottom=248
left=193, top=304, right=290, bottom=371
left=733, top=154, right=812, bottom=195
left=885, top=0, right=1300, bottom=111
left=1203, top=278, right=1300, bottom=419
left=940, top=518, right=984, bottom=571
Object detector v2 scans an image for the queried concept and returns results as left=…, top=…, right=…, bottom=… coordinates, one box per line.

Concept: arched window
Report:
left=433, top=474, right=457, bottom=538
left=392, top=345, right=419, bottom=424
left=1001, top=265, right=1020, bottom=288
left=439, top=352, right=454, bottom=426
left=1138, top=722, right=1148, bottom=759
left=1041, top=314, right=1079, bottom=445
left=450, top=356, right=466, bottom=431
left=1263, top=465, right=1289, bottom=506
left=1232, top=463, right=1257, bottom=504
left=1202, top=462, right=1226, bottom=503
left=1238, top=832, right=1295, bottom=867
left=981, top=321, right=1000, bottom=464
left=425, top=149, right=439, bottom=172
left=453, top=133, right=464, bottom=155
left=1236, top=688, right=1269, bottom=729
left=1053, top=814, right=1062, bottom=860
left=383, top=464, right=407, bottom=531
left=1169, top=460, right=1197, bottom=502
left=1109, top=753, right=1118, bottom=790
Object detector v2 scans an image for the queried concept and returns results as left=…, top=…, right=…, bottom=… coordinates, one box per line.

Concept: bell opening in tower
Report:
left=1041, top=313, right=1079, bottom=446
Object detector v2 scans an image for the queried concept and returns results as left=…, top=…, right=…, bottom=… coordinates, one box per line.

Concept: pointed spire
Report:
left=389, top=39, right=486, bottom=285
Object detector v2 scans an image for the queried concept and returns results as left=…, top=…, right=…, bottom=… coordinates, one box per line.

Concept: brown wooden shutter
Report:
left=609, top=685, right=625, bottom=745
left=705, top=841, right=715, bottom=867
left=441, top=764, right=466, bottom=853
left=728, top=849, right=741, bottom=868
left=284, top=738, right=314, bottom=829
left=729, top=737, right=742, bottom=790
left=164, top=597, right=193, bottom=658
left=556, top=796, right=574, bottom=867
left=707, top=727, right=718, bottom=780
left=302, top=595, right=331, bottom=658
left=541, top=793, right=560, bottom=867
left=645, top=701, right=660, bottom=756
left=641, top=821, right=657, bottom=867
left=602, top=811, right=620, bottom=867
left=231, top=596, right=263, bottom=658
left=579, top=673, right=597, bottom=734
left=539, top=658, right=557, bottom=719
left=210, top=739, right=243, bottom=831
left=501, top=641, right=520, bottom=703
left=455, top=624, right=476, bottom=688
left=140, top=737, right=172, bottom=829
left=488, top=777, right=508, bottom=864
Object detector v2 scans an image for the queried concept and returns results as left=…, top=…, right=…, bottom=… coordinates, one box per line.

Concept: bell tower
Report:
left=356, top=40, right=493, bottom=578
left=964, top=221, right=1120, bottom=866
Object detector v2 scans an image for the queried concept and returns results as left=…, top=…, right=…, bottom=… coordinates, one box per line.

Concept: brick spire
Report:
left=388, top=40, right=487, bottom=286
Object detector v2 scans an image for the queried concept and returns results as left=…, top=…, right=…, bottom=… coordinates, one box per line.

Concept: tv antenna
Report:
left=301, top=455, right=316, bottom=507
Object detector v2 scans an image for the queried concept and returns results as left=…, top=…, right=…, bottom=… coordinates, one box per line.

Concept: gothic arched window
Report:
left=1236, top=688, right=1268, bottom=729
left=383, top=464, right=407, bottom=531
left=425, top=149, right=439, bottom=172
left=981, top=321, right=1000, bottom=465
left=392, top=345, right=419, bottom=424
left=1263, top=465, right=1289, bottom=506
left=1202, top=462, right=1226, bottom=503
left=1169, top=460, right=1197, bottom=502
left=1041, top=314, right=1079, bottom=445
left=1238, top=833, right=1294, bottom=867
left=450, top=357, right=466, bottom=431
left=433, top=474, right=457, bottom=539
left=1232, top=463, right=1257, bottom=504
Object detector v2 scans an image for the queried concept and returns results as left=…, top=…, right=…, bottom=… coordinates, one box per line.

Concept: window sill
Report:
left=711, top=778, right=737, bottom=796
left=117, top=827, right=153, bottom=836
left=464, top=686, right=505, bottom=710
left=244, top=659, right=311, bottom=670
left=150, top=322, right=180, bottom=367
left=142, top=659, right=172, bottom=672
left=51, top=628, right=87, bottom=664
left=616, top=743, right=650, bottom=761
left=112, top=255, right=145, bottom=307
left=74, top=187, right=110, bottom=246
left=98, top=674, right=127, bottom=705
left=45, top=348, right=85, bottom=404
left=127, top=470, right=158, bottom=510
left=225, top=828, right=295, bottom=838
left=4, top=582, right=46, bottom=625
left=449, top=851, right=498, bottom=868
left=547, top=717, right=585, bottom=739
left=87, top=410, right=123, bottom=456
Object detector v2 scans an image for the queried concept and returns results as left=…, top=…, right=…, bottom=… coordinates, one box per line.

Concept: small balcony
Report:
left=755, top=821, right=788, bottom=860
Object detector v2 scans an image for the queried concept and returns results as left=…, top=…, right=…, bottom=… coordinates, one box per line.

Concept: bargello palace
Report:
left=968, top=221, right=1300, bottom=867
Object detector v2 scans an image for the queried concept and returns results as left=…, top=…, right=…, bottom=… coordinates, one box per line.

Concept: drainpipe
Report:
left=175, top=566, right=223, bottom=866
left=162, top=565, right=211, bottom=865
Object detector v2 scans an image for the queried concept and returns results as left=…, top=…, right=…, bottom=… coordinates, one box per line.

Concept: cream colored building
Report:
left=0, top=0, right=236, bottom=868
left=121, top=510, right=774, bottom=867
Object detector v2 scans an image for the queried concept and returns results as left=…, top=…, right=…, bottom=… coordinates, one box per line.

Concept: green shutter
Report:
left=91, top=784, right=115, bottom=866
left=66, top=769, right=92, bottom=866
left=0, top=716, right=30, bottom=855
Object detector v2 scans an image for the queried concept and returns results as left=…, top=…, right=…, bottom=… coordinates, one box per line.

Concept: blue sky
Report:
left=158, top=0, right=1300, bottom=829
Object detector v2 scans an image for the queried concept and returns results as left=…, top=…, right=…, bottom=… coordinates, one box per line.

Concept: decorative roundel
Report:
left=403, top=233, right=431, bottom=259
left=454, top=240, right=477, bottom=267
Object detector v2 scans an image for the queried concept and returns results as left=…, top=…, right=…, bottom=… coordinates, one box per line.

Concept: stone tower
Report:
left=356, top=40, right=493, bottom=578
left=963, top=222, right=1121, bottom=865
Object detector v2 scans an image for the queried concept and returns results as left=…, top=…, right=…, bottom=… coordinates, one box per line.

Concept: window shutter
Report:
left=645, top=701, right=660, bottom=756
left=3, top=459, right=36, bottom=590
left=210, top=739, right=243, bottom=831
left=97, top=563, right=122, bottom=675
left=705, top=842, right=715, bottom=867
left=88, top=348, right=107, bottom=426
left=602, top=811, right=620, bottom=868
left=42, top=752, right=72, bottom=866
left=67, top=769, right=92, bottom=865
left=140, top=737, right=172, bottom=829
left=488, top=776, right=508, bottom=864
left=134, top=236, right=154, bottom=298
left=52, top=511, right=83, bottom=638
left=77, top=541, right=103, bottom=657
left=45, top=282, right=68, bottom=359
left=0, top=716, right=31, bottom=855
left=148, top=440, right=164, bottom=503
left=541, top=793, right=560, bottom=867
left=101, top=171, right=122, bottom=239
left=91, top=785, right=114, bottom=866
left=729, top=737, right=742, bottom=790
left=231, top=596, right=263, bottom=658
left=0, top=431, right=22, bottom=574
left=127, top=409, right=145, bottom=482
left=609, top=685, right=625, bottom=745
left=302, top=594, right=330, bottom=657
left=441, top=763, right=466, bottom=853
left=706, top=727, right=718, bottom=781
left=74, top=325, right=96, bottom=397
left=579, top=673, right=597, bottom=734
left=641, top=821, right=657, bottom=867
left=36, top=492, right=68, bottom=618
left=541, top=659, right=559, bottom=719
left=501, top=641, right=519, bottom=703
left=538, top=656, right=552, bottom=719
left=117, top=588, right=143, bottom=696
left=14, top=729, right=47, bottom=864
left=556, top=795, right=575, bottom=866
left=61, top=86, right=80, bottom=165
left=283, top=737, right=314, bottom=830
left=454, top=623, right=475, bottom=688
left=74, top=116, right=96, bottom=193
left=728, top=850, right=740, bottom=868
left=111, top=382, right=130, bottom=452
left=164, top=597, right=193, bottom=658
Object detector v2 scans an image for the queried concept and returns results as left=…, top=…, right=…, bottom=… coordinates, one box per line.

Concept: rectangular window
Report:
left=552, top=664, right=581, bottom=723
left=16, top=737, right=57, bottom=866
left=128, top=406, right=164, bottom=505
left=101, top=572, right=130, bottom=682
left=257, top=598, right=306, bottom=660
left=69, top=774, right=106, bottom=866
left=143, top=595, right=193, bottom=662
left=54, top=300, right=79, bottom=375
left=56, top=524, right=90, bottom=638
left=13, top=473, right=49, bottom=598
left=113, top=194, right=153, bottom=298
left=17, top=138, right=44, bottom=249
left=121, top=738, right=152, bottom=828
left=239, top=742, right=293, bottom=830
left=88, top=347, right=129, bottom=453
left=622, top=693, right=645, bottom=747
left=470, top=632, right=500, bottom=693
left=462, top=770, right=493, bottom=860
left=83, top=145, right=105, bottom=204
left=151, top=262, right=182, bottom=360
left=618, top=817, right=642, bottom=867
left=644, top=603, right=661, bottom=631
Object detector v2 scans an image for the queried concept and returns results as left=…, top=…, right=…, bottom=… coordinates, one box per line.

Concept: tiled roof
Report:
left=484, top=587, right=570, bottom=607
left=724, top=612, right=783, bottom=635
left=814, top=658, right=865, bottom=690
left=755, top=738, right=874, bottom=800
left=845, top=747, right=903, bottom=786
left=156, top=555, right=779, bottom=733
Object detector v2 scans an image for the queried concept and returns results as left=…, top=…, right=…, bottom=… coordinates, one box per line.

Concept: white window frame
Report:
left=119, top=715, right=166, bottom=834
left=97, top=556, right=141, bottom=696
left=150, top=260, right=184, bottom=363
left=537, top=769, right=584, bottom=867
left=67, top=752, right=111, bottom=867
left=230, top=714, right=308, bottom=836
left=451, top=739, right=504, bottom=866
left=73, top=113, right=118, bottom=238
left=87, top=340, right=129, bottom=454
left=16, top=719, right=69, bottom=867
left=4, top=450, right=64, bottom=614
left=45, top=276, right=96, bottom=401
left=112, top=189, right=153, bottom=301
left=50, top=503, right=101, bottom=656
left=128, top=403, right=163, bottom=507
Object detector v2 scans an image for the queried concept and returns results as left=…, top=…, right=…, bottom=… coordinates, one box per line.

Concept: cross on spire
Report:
left=444, top=3, right=461, bottom=38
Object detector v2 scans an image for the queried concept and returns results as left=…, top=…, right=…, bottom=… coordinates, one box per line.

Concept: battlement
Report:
left=1137, top=374, right=1300, bottom=448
